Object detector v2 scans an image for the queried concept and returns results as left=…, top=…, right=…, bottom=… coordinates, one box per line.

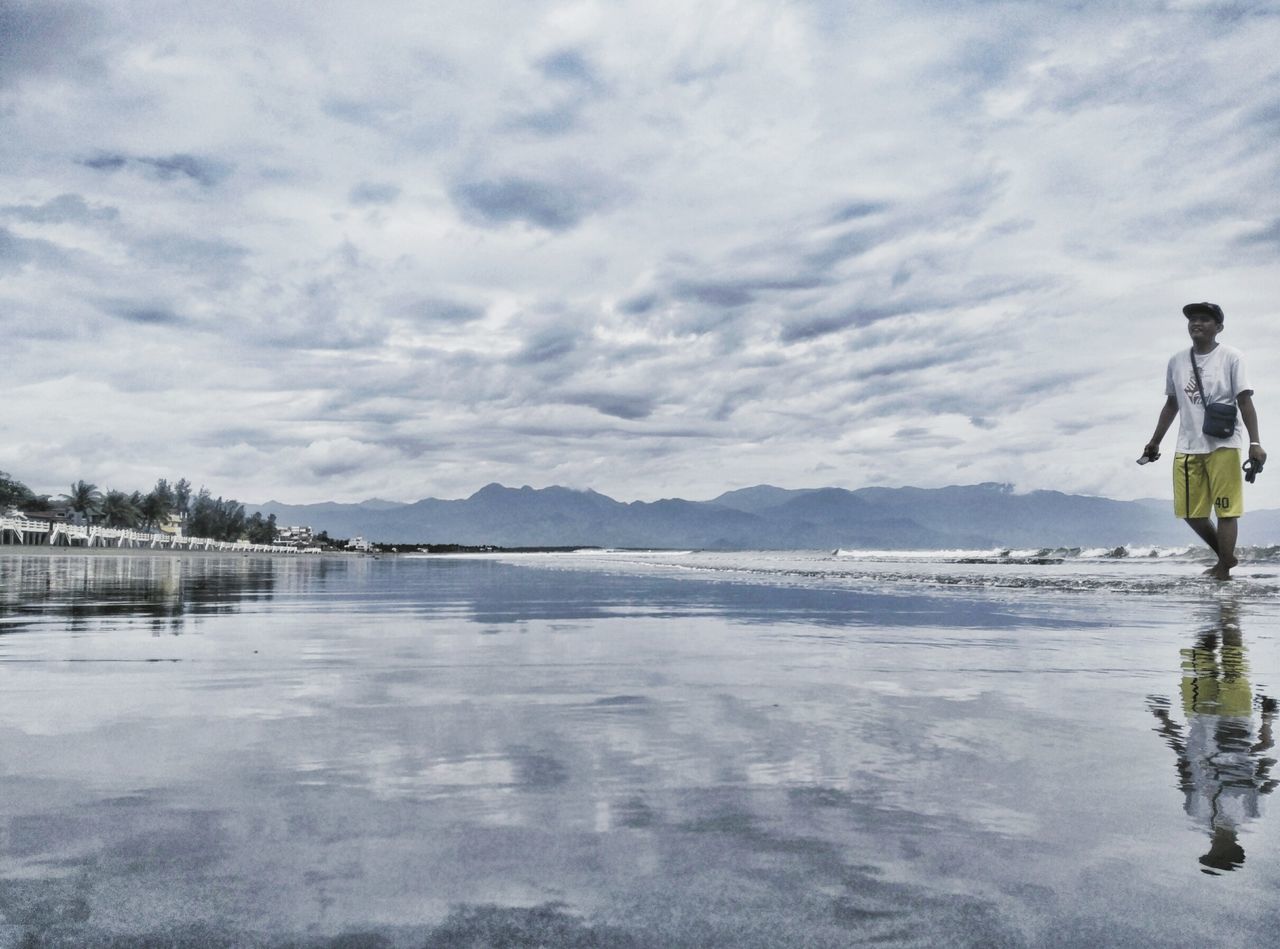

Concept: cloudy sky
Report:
left=3, top=0, right=1279, bottom=506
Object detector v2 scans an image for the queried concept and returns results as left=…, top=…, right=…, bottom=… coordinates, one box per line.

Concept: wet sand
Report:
left=2, top=552, right=1278, bottom=947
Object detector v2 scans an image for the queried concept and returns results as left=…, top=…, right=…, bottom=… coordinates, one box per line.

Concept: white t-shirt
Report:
left=1165, top=343, right=1252, bottom=454
left=1182, top=714, right=1266, bottom=831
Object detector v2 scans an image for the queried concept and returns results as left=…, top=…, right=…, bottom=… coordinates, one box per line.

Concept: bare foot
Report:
left=1204, top=555, right=1238, bottom=578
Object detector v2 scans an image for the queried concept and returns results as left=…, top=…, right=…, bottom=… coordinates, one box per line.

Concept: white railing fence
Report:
left=0, top=515, right=315, bottom=554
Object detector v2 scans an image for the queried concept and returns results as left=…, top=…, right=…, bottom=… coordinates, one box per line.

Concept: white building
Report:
left=277, top=525, right=314, bottom=546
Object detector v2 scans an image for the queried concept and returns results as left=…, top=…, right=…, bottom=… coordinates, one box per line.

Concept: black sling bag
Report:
left=1189, top=347, right=1238, bottom=439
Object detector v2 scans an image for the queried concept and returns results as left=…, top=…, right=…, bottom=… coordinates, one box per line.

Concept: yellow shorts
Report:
left=1173, top=448, right=1243, bottom=519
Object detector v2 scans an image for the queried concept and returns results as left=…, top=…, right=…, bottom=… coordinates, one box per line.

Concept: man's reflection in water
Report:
left=1147, top=602, right=1278, bottom=874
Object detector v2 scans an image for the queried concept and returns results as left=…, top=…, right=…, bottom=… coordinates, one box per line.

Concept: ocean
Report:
left=2, top=548, right=1278, bottom=947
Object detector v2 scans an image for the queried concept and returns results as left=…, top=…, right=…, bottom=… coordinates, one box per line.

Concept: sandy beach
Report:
left=2, top=549, right=1278, bottom=947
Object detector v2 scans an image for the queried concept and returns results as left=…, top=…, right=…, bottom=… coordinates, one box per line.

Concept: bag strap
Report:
left=1189, top=346, right=1209, bottom=407
left=1188, top=346, right=1238, bottom=407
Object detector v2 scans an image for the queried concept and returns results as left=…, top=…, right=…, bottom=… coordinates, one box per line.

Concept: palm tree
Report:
left=174, top=478, right=192, bottom=522
left=140, top=487, right=174, bottom=531
left=99, top=490, right=141, bottom=529
left=63, top=480, right=102, bottom=524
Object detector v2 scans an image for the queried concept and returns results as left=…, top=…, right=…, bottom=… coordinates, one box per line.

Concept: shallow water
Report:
left=1, top=551, right=1278, bottom=947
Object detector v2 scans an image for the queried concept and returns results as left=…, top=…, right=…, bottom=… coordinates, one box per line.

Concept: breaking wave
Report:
left=834, top=545, right=1280, bottom=564
left=502, top=546, right=1280, bottom=600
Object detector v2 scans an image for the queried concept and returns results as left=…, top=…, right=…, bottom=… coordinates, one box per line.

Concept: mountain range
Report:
left=248, top=483, right=1280, bottom=550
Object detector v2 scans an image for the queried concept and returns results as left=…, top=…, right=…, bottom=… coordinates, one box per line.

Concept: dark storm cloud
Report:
left=132, top=152, right=188, bottom=176
left=0, top=193, right=118, bottom=224
left=381, top=436, right=442, bottom=458
left=1240, top=97, right=1280, bottom=129
left=806, top=175, right=1004, bottom=272
left=307, top=455, right=373, bottom=478
left=936, top=29, right=1039, bottom=103
left=780, top=302, right=922, bottom=343
left=803, top=174, right=1003, bottom=279
left=1196, top=2, right=1280, bottom=23
left=393, top=296, right=486, bottom=324
left=137, top=154, right=230, bottom=186
left=911, top=368, right=1090, bottom=420
left=862, top=351, right=965, bottom=378
left=449, top=175, right=612, bottom=231
left=827, top=200, right=891, bottom=224
left=536, top=49, right=602, bottom=88
left=0, top=0, right=100, bottom=87
left=784, top=269, right=1054, bottom=345
left=618, top=293, right=658, bottom=315
left=80, top=153, right=127, bottom=171
left=0, top=225, right=71, bottom=271
left=673, top=281, right=755, bottom=308
left=107, top=304, right=186, bottom=327
left=324, top=96, right=381, bottom=126
left=507, top=103, right=582, bottom=136
left=349, top=182, right=401, bottom=205
left=802, top=227, right=886, bottom=270
left=505, top=48, right=607, bottom=136
left=561, top=391, right=656, bottom=421
left=712, top=383, right=766, bottom=422
left=901, top=388, right=997, bottom=422
left=622, top=267, right=834, bottom=333
left=506, top=419, right=709, bottom=441
left=79, top=152, right=231, bottom=187
left=511, top=326, right=580, bottom=365
left=931, top=173, right=1008, bottom=220
left=1055, top=419, right=1093, bottom=435
left=671, top=275, right=828, bottom=310
left=1006, top=371, right=1090, bottom=402
left=1237, top=218, right=1280, bottom=247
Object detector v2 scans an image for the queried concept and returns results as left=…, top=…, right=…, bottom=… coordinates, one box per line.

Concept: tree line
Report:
left=1, top=472, right=277, bottom=544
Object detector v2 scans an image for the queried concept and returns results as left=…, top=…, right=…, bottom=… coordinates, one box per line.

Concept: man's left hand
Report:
left=1250, top=443, right=1268, bottom=466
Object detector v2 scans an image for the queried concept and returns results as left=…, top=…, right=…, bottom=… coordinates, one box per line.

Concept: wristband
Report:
left=1251, top=441, right=1262, bottom=446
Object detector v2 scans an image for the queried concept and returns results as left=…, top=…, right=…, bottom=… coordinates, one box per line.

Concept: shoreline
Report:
left=0, top=544, right=365, bottom=560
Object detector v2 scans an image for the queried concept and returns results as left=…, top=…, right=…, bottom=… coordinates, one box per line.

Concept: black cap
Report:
left=1183, top=301, right=1224, bottom=324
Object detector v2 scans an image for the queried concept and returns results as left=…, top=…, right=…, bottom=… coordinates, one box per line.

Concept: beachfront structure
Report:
left=0, top=514, right=314, bottom=554
left=277, top=525, right=314, bottom=546
left=346, top=536, right=373, bottom=552
left=155, top=513, right=186, bottom=537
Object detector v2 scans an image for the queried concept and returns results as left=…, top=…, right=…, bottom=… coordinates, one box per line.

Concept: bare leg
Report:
left=1185, top=517, right=1219, bottom=559
left=1213, top=516, right=1239, bottom=580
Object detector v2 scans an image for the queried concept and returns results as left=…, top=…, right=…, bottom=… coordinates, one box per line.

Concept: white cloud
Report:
left=2, top=0, right=1279, bottom=510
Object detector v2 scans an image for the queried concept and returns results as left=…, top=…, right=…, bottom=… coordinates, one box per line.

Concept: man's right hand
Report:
left=1138, top=442, right=1161, bottom=464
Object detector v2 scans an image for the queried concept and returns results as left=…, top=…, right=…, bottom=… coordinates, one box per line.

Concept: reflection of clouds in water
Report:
left=1147, top=602, right=1278, bottom=874
left=0, top=553, right=281, bottom=636
left=12, top=554, right=1280, bottom=943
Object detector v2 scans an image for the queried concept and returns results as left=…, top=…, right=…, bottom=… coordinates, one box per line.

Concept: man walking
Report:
left=1143, top=302, right=1265, bottom=580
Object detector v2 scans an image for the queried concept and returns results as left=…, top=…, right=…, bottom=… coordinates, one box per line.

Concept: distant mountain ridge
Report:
left=249, top=482, right=1280, bottom=549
